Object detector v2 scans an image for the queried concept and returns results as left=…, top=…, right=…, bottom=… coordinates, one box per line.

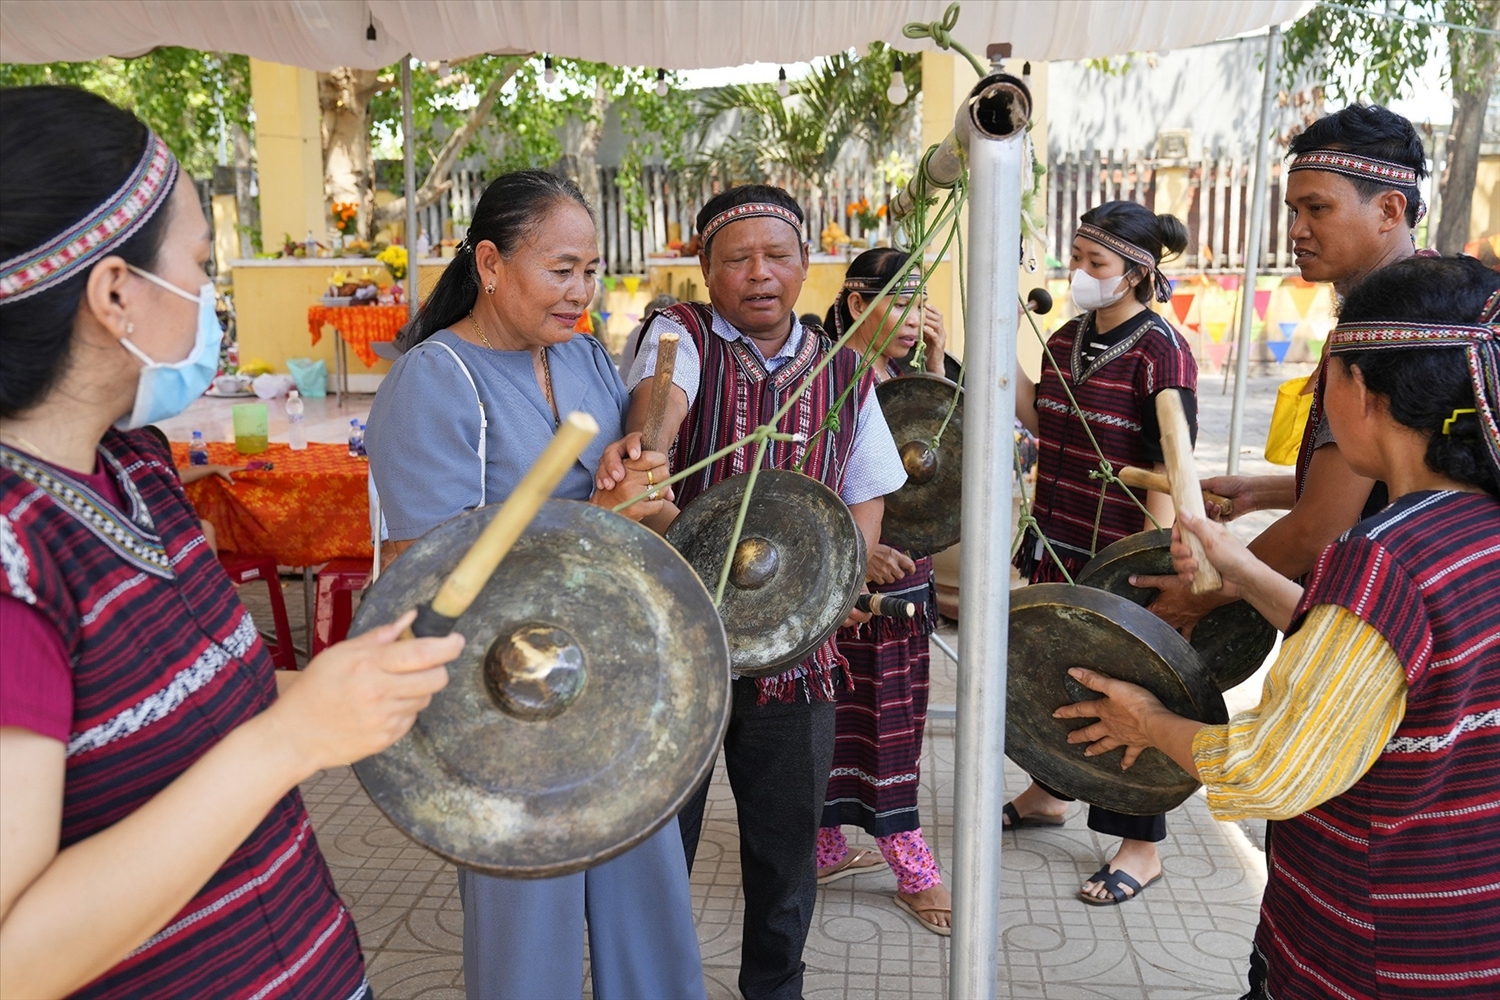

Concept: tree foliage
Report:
left=0, top=49, right=252, bottom=178
left=685, top=43, right=922, bottom=189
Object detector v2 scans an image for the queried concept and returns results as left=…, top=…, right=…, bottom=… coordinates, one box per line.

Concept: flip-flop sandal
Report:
left=817, top=848, right=885, bottom=885
left=1078, top=865, right=1162, bottom=906
left=1003, top=801, right=1068, bottom=829
left=894, top=893, right=953, bottom=936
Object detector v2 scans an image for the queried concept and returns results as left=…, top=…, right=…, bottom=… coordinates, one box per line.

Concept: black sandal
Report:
left=1079, top=865, right=1161, bottom=905
left=1002, top=801, right=1067, bottom=829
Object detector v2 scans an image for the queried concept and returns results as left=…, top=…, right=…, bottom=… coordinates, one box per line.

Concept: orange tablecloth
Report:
left=307, top=303, right=407, bottom=366
left=171, top=441, right=372, bottom=566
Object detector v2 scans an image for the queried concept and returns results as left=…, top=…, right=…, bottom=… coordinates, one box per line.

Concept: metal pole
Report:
left=1226, top=26, right=1281, bottom=474
left=402, top=55, right=420, bottom=323
left=951, top=68, right=1030, bottom=1000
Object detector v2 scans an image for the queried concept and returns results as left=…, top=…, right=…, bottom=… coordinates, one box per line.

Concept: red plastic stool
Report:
left=218, top=554, right=299, bottom=670
left=312, top=558, right=372, bottom=655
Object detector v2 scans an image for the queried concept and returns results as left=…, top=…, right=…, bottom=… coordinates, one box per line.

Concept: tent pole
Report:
left=949, top=63, right=1031, bottom=1000
left=402, top=55, right=420, bottom=322
left=1226, top=25, right=1281, bottom=474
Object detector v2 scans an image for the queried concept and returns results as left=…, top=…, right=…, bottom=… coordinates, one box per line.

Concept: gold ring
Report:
left=647, top=469, right=656, bottom=487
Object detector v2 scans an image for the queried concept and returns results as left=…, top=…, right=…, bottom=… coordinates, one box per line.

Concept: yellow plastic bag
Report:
left=1264, top=375, right=1313, bottom=465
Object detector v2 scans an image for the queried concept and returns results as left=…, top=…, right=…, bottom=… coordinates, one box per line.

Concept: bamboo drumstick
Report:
left=1117, top=466, right=1232, bottom=516
left=1153, top=393, right=1222, bottom=593
left=405, top=411, right=599, bottom=637
left=640, top=333, right=679, bottom=454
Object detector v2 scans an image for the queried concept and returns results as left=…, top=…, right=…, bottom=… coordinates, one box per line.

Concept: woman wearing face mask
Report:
left=0, top=88, right=462, bottom=999
left=1007, top=200, right=1197, bottom=907
left=813, top=249, right=955, bottom=933
left=364, top=171, right=704, bottom=1000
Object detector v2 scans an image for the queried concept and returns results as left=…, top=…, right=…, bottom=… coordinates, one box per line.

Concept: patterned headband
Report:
left=832, top=271, right=925, bottom=338
left=0, top=132, right=180, bottom=304
left=1289, top=149, right=1426, bottom=222
left=700, top=202, right=804, bottom=245
left=1074, top=223, right=1172, bottom=303
left=1329, top=288, right=1500, bottom=478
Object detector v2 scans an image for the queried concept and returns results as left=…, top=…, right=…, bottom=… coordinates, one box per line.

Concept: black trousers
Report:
left=1034, top=781, right=1166, bottom=843
left=679, top=678, right=837, bottom=1000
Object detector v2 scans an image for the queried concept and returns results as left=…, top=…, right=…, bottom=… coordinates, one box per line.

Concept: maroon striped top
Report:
left=0, top=431, right=367, bottom=1000
left=1263, top=489, right=1500, bottom=999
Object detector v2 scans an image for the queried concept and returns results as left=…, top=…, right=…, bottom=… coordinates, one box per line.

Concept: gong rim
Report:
left=876, top=372, right=963, bottom=553
left=1076, top=529, right=1278, bottom=691
left=1005, top=584, right=1228, bottom=815
left=665, top=470, right=864, bottom=677
left=350, top=500, right=731, bottom=878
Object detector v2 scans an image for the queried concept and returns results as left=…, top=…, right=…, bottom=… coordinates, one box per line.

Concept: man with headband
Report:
left=1143, top=104, right=1434, bottom=630
left=597, top=184, right=905, bottom=999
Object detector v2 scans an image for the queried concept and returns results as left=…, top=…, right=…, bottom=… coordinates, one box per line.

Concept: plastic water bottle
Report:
left=189, top=430, right=209, bottom=466
left=286, top=390, right=307, bottom=451
left=348, top=418, right=362, bottom=458
left=356, top=422, right=368, bottom=457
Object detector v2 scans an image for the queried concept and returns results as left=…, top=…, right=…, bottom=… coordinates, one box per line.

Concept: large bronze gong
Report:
left=665, top=470, right=864, bottom=677
left=876, top=373, right=964, bottom=553
left=350, top=500, right=730, bottom=878
left=1077, top=529, right=1278, bottom=691
left=1007, top=584, right=1228, bottom=815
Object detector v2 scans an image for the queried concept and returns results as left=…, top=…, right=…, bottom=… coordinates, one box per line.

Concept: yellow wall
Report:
left=1472, top=153, right=1500, bottom=242
left=249, top=59, right=326, bottom=250
left=232, top=259, right=452, bottom=376
left=211, top=194, right=239, bottom=277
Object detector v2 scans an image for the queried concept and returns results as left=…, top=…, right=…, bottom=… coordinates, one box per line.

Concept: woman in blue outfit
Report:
left=365, top=170, right=705, bottom=1000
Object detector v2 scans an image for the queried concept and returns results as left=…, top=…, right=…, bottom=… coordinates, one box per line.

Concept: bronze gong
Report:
left=1076, top=529, right=1278, bottom=691
left=876, top=373, right=964, bottom=553
left=665, top=470, right=865, bottom=677
left=350, top=500, right=730, bottom=878
left=1007, top=584, right=1229, bottom=815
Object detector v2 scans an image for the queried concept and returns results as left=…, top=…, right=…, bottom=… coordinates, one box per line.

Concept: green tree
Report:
left=1281, top=0, right=1500, bottom=253
left=0, top=49, right=252, bottom=179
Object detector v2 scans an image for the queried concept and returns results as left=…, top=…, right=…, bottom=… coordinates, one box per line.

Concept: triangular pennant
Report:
left=622, top=275, right=642, bottom=296
left=1218, top=275, right=1241, bottom=292
left=1207, top=341, right=1233, bottom=369
left=1267, top=340, right=1291, bottom=364
left=1171, top=291, right=1195, bottom=324
left=1277, top=321, right=1298, bottom=341
left=1288, top=284, right=1319, bottom=316
left=603, top=276, right=618, bottom=291
left=1254, top=290, right=1271, bottom=321
left=1207, top=321, right=1228, bottom=343
left=600, top=311, right=612, bottom=323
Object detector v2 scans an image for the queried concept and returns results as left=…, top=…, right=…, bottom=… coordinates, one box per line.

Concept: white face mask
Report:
left=115, top=265, right=223, bottom=430
left=1069, top=269, right=1129, bottom=312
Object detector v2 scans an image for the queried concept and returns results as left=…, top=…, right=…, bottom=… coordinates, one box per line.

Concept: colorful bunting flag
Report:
left=1267, top=340, right=1291, bottom=364
left=622, top=275, right=641, bottom=295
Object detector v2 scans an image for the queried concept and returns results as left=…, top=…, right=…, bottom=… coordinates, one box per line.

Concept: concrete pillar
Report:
left=249, top=59, right=326, bottom=251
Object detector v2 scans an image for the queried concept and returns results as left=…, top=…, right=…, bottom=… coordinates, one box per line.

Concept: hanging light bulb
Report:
left=655, top=68, right=669, bottom=98
left=365, top=16, right=378, bottom=57
left=886, top=53, right=908, bottom=105
left=776, top=66, right=790, bottom=98
left=543, top=55, right=556, bottom=84
left=1022, top=61, right=1032, bottom=88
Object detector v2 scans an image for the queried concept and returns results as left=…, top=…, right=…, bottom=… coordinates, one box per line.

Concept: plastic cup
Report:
left=232, top=402, right=270, bottom=454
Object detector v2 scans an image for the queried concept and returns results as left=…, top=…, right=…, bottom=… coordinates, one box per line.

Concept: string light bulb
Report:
left=776, top=66, right=790, bottom=98
left=365, top=16, right=377, bottom=57
left=655, top=68, right=668, bottom=98
left=543, top=55, right=556, bottom=84
left=886, top=53, right=908, bottom=105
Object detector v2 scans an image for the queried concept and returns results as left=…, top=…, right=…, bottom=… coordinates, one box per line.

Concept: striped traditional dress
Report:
left=1017, top=310, right=1198, bottom=582
left=0, top=431, right=369, bottom=1000
left=664, top=302, right=871, bottom=702
left=1257, top=489, right=1500, bottom=999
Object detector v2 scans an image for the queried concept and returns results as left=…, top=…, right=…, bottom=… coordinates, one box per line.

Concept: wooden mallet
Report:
left=1116, top=465, right=1232, bottom=519
left=1153, top=392, right=1222, bottom=594
left=640, top=333, right=680, bottom=455
left=404, top=411, right=599, bottom=638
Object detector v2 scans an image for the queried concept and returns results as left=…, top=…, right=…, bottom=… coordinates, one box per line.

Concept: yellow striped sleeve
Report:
left=1190, top=604, right=1406, bottom=822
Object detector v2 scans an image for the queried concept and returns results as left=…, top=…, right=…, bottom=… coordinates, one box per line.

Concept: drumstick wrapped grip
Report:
left=1154, top=392, right=1222, bottom=594
left=856, top=593, right=919, bottom=619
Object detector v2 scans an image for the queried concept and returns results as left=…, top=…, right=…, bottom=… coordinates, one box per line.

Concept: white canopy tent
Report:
left=3, top=1, right=1307, bottom=69
left=1, top=3, right=1309, bottom=997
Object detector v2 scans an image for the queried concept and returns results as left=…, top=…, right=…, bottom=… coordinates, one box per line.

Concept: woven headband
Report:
left=0, top=132, right=180, bottom=304
left=1289, top=149, right=1426, bottom=222
left=700, top=202, right=804, bottom=245
left=1328, top=288, right=1500, bottom=478
left=833, top=271, right=924, bottom=338
left=1074, top=223, right=1172, bottom=303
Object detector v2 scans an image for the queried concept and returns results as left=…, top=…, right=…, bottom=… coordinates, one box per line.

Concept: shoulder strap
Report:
left=419, top=340, right=489, bottom=508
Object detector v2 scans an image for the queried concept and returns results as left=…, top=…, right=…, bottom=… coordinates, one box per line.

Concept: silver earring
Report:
left=485, top=283, right=496, bottom=295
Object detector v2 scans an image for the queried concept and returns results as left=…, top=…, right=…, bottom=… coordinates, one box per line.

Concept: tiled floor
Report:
left=242, top=367, right=1303, bottom=998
